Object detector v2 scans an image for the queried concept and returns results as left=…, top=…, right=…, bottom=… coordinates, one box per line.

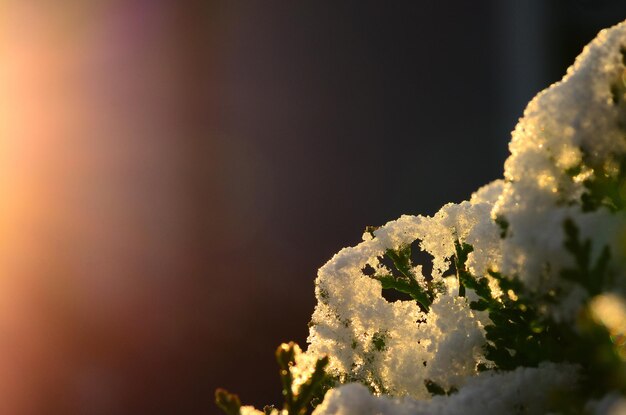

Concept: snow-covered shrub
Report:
left=218, top=20, right=626, bottom=415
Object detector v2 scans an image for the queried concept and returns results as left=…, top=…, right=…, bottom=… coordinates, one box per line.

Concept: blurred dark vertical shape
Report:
left=545, top=0, right=626, bottom=74
left=493, top=1, right=550, bottom=155
left=493, top=1, right=626, bottom=157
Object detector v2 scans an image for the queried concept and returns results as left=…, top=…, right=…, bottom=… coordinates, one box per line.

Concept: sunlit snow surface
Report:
left=253, top=21, right=626, bottom=415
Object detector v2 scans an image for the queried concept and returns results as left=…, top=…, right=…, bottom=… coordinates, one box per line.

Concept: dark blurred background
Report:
left=0, top=1, right=624, bottom=414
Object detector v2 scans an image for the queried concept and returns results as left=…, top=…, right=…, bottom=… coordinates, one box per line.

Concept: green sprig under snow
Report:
left=218, top=19, right=626, bottom=415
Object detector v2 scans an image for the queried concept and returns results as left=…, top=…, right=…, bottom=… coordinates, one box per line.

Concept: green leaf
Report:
left=372, top=331, right=387, bottom=352
left=453, top=240, right=474, bottom=297
left=215, top=389, right=241, bottom=415
left=561, top=218, right=611, bottom=296
left=424, top=379, right=446, bottom=396
left=424, top=379, right=457, bottom=396
left=373, top=272, right=431, bottom=312
left=276, top=343, right=297, bottom=410
left=276, top=342, right=332, bottom=415
left=581, top=157, right=626, bottom=212
left=368, top=243, right=433, bottom=312
left=494, top=215, right=510, bottom=238
left=451, top=240, right=575, bottom=371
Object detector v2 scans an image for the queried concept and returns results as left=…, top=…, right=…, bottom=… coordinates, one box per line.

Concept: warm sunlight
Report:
left=0, top=3, right=194, bottom=412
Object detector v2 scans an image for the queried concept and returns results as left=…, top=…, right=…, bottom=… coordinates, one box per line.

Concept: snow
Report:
left=244, top=19, right=626, bottom=415
left=313, top=363, right=578, bottom=415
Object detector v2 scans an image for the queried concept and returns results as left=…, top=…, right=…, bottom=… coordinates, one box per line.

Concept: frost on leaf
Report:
left=303, top=20, right=626, bottom=415
left=221, top=20, right=626, bottom=415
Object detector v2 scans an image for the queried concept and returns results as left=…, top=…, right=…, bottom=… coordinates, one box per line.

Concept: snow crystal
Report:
left=313, top=363, right=578, bottom=415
